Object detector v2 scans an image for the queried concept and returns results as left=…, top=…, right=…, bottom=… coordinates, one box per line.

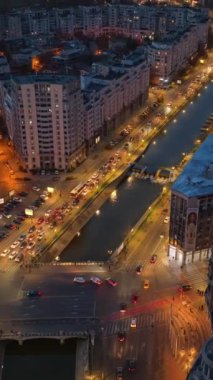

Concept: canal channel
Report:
left=61, top=83, right=213, bottom=263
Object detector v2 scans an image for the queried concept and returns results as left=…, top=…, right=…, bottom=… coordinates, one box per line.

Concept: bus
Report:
left=70, top=183, right=85, bottom=198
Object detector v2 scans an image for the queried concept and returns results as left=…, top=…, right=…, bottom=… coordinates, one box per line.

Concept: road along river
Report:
left=60, top=83, right=213, bottom=263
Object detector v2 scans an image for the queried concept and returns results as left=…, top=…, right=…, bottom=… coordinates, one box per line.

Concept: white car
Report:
left=164, top=216, right=170, bottom=224
left=90, top=277, right=103, bottom=286
left=15, top=255, right=23, bottom=263
left=32, top=186, right=40, bottom=192
left=27, top=242, right=35, bottom=250
left=9, top=251, right=17, bottom=260
left=0, top=249, right=10, bottom=257
left=130, top=318, right=137, bottom=328
left=73, top=277, right=86, bottom=284
left=37, top=233, right=44, bottom=241
left=45, top=210, right=52, bottom=217
left=10, top=241, right=20, bottom=249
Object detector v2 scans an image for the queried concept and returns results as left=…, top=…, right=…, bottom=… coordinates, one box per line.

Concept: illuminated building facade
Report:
left=168, top=135, right=213, bottom=266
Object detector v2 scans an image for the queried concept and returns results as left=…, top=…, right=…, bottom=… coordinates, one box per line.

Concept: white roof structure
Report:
left=172, top=135, right=213, bottom=198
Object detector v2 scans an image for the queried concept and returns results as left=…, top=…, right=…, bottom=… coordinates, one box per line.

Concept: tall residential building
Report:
left=206, top=253, right=213, bottom=329
left=10, top=75, right=85, bottom=171
left=168, top=135, right=213, bottom=266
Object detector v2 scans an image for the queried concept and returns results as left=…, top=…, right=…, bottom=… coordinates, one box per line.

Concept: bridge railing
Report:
left=0, top=330, right=90, bottom=341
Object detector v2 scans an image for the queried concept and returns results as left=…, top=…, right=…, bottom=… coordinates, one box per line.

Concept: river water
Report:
left=2, top=339, right=76, bottom=380
left=61, top=83, right=213, bottom=262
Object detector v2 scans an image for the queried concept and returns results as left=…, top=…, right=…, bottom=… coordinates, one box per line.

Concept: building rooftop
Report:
left=172, top=135, right=213, bottom=198
left=12, top=74, right=77, bottom=85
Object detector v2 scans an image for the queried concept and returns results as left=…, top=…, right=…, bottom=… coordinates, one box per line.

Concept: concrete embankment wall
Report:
left=75, top=339, right=89, bottom=380
left=0, top=342, right=5, bottom=380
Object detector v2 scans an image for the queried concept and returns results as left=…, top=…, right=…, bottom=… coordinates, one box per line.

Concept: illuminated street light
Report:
left=153, top=141, right=156, bottom=145
left=96, top=209, right=100, bottom=216
left=77, top=231, right=81, bottom=237
left=163, top=129, right=167, bottom=134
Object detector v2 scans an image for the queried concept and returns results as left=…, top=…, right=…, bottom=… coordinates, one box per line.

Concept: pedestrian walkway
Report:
left=168, top=261, right=207, bottom=290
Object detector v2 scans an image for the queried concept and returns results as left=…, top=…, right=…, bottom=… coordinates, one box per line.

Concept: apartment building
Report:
left=0, top=4, right=208, bottom=41
left=148, top=21, right=208, bottom=84
left=206, top=254, right=213, bottom=330
left=8, top=75, right=85, bottom=171
left=168, top=135, right=213, bottom=266
left=82, top=47, right=150, bottom=142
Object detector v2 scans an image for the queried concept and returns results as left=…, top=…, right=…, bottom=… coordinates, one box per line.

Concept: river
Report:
left=2, top=339, right=76, bottom=380
left=61, top=83, right=213, bottom=262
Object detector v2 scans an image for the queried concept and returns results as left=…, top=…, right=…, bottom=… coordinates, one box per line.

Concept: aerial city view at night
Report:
left=0, top=0, right=212, bottom=378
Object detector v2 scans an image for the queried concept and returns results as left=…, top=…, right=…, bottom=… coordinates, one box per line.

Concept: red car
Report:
left=117, top=332, right=126, bottom=343
left=10, top=224, right=17, bottom=230
left=37, top=217, right=44, bottom=225
left=106, top=278, right=118, bottom=287
left=131, top=295, right=139, bottom=304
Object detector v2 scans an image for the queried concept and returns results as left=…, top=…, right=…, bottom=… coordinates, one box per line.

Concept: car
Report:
left=144, top=280, right=150, bottom=289
left=73, top=277, right=86, bottom=284
left=9, top=224, right=17, bottom=230
left=18, top=191, right=28, bottom=197
left=15, top=254, right=23, bottom=263
left=164, top=216, right=170, bottom=224
left=20, top=241, right=27, bottom=249
left=27, top=242, right=35, bottom=250
left=127, top=359, right=136, bottom=373
left=32, top=186, right=40, bottom=192
left=13, top=197, right=22, bottom=203
left=4, top=223, right=11, bottom=229
left=106, top=278, right=118, bottom=287
left=13, top=218, right=22, bottom=225
left=37, top=217, right=44, bottom=225
left=37, top=233, right=44, bottom=241
left=130, top=318, right=137, bottom=328
left=4, top=213, right=12, bottom=219
left=116, top=367, right=124, bottom=380
left=0, top=249, right=10, bottom=257
left=26, top=290, right=42, bottom=297
left=131, top=295, right=139, bottom=304
left=45, top=210, right=52, bottom=217
left=29, top=226, right=36, bottom=233
left=120, top=303, right=127, bottom=313
left=9, top=251, right=17, bottom=260
left=150, top=255, right=157, bottom=264
left=18, top=234, right=26, bottom=242
left=136, top=265, right=142, bottom=275
left=10, top=241, right=19, bottom=249
left=90, top=277, right=103, bottom=285
left=178, top=284, right=192, bottom=292
left=117, top=332, right=126, bottom=343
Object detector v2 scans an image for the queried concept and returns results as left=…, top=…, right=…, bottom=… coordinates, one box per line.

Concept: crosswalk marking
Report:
left=103, top=309, right=170, bottom=337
